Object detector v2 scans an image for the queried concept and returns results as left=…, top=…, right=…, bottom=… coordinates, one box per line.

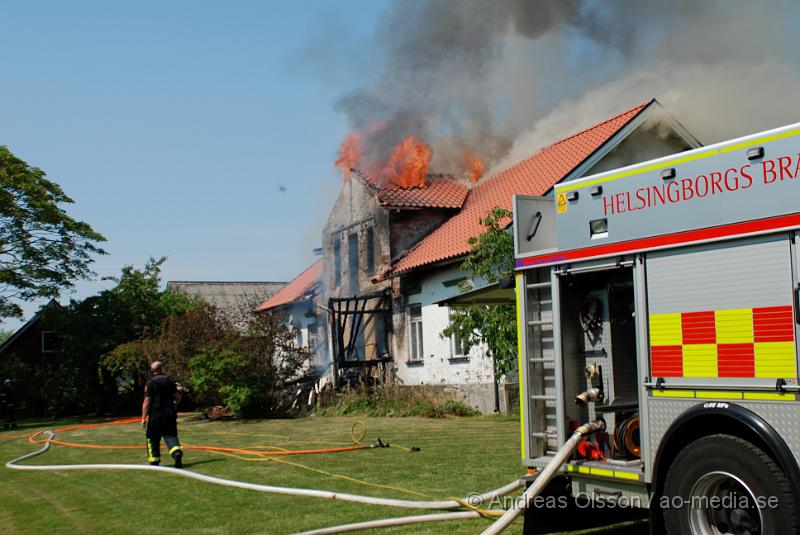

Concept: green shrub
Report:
left=186, top=311, right=311, bottom=419
left=321, top=385, right=480, bottom=418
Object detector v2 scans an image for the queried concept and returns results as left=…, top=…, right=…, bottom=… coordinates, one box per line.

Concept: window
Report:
left=366, top=227, right=375, bottom=276
left=333, top=237, right=341, bottom=287
left=307, top=323, right=318, bottom=352
left=448, top=312, right=470, bottom=360
left=348, top=232, right=359, bottom=291
left=408, top=304, right=424, bottom=361
left=451, top=331, right=468, bottom=358
left=41, top=331, right=61, bottom=353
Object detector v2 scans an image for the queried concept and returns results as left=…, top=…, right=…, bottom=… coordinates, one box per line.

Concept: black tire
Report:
left=662, top=434, right=797, bottom=534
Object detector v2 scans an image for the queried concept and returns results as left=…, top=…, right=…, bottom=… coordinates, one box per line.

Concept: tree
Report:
left=0, top=146, right=106, bottom=318
left=443, top=207, right=517, bottom=377
left=102, top=302, right=223, bottom=395
left=104, top=299, right=313, bottom=418
left=43, top=257, right=195, bottom=414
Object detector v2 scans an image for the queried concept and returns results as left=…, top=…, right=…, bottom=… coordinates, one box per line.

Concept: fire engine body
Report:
left=513, top=122, right=800, bottom=529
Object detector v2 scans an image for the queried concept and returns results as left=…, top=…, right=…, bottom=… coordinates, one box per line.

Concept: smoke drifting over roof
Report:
left=333, top=0, right=800, bottom=178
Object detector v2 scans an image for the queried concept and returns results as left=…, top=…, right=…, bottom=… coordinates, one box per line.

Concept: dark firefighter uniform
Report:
left=144, top=373, right=182, bottom=467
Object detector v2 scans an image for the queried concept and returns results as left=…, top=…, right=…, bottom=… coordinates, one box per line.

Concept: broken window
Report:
left=366, top=227, right=375, bottom=276
left=333, top=237, right=342, bottom=287
left=409, top=304, right=424, bottom=361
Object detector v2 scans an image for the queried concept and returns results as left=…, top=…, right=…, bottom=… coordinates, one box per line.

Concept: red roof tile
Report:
left=376, top=176, right=469, bottom=209
left=256, top=259, right=322, bottom=311
left=389, top=100, right=653, bottom=275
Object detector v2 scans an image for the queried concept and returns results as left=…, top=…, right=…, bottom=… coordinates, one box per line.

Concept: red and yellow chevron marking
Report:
left=649, top=306, right=797, bottom=378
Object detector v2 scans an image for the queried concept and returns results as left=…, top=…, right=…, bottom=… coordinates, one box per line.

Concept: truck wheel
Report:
left=662, top=434, right=796, bottom=534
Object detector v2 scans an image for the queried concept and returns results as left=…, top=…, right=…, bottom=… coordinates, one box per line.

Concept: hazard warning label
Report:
left=557, top=192, right=568, bottom=214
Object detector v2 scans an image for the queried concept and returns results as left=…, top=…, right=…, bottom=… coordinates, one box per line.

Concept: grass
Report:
left=0, top=415, right=525, bottom=534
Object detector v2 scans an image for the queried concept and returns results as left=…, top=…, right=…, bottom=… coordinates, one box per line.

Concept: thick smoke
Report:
left=336, top=0, right=800, bottom=180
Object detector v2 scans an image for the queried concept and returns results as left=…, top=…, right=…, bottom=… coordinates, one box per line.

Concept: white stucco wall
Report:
left=394, top=263, right=495, bottom=388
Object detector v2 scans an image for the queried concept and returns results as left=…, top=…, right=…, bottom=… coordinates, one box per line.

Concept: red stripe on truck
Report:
left=516, top=212, right=800, bottom=268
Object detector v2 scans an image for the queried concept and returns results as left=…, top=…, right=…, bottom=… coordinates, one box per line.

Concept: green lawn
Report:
left=0, top=415, right=527, bottom=534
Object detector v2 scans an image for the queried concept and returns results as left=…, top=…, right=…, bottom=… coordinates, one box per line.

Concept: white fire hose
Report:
left=6, top=431, right=519, bottom=513
left=480, top=420, right=606, bottom=535
left=8, top=422, right=602, bottom=534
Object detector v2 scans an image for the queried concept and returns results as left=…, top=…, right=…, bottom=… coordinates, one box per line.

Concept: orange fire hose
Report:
left=22, top=417, right=372, bottom=456
left=0, top=433, right=31, bottom=440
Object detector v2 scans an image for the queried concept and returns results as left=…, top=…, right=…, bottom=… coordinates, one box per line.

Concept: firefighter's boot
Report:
left=165, top=436, right=183, bottom=468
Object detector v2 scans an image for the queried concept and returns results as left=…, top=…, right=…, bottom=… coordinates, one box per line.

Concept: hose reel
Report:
left=612, top=415, right=640, bottom=459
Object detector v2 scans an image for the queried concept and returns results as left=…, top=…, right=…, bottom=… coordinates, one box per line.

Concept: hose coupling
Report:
left=575, top=420, right=606, bottom=436
left=575, top=387, right=602, bottom=406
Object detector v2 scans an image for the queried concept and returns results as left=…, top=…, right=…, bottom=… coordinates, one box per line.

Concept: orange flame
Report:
left=381, top=135, right=431, bottom=189
left=464, top=150, right=485, bottom=183
left=335, top=132, right=362, bottom=181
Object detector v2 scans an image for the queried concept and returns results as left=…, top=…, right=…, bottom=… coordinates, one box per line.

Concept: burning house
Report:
left=262, top=99, right=703, bottom=412
left=322, top=169, right=469, bottom=382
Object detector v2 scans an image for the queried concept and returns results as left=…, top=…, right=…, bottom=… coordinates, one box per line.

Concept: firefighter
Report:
left=1, top=379, right=16, bottom=429
left=141, top=361, right=183, bottom=468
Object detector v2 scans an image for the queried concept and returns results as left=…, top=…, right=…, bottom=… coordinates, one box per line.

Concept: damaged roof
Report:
left=375, top=175, right=469, bottom=209
left=352, top=171, right=469, bottom=210
left=256, top=259, right=323, bottom=312
left=389, top=100, right=654, bottom=276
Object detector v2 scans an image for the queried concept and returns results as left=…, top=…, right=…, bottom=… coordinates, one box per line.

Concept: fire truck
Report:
left=512, top=122, right=800, bottom=534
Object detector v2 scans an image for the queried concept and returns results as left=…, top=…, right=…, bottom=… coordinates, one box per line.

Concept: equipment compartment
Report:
left=559, top=266, right=641, bottom=461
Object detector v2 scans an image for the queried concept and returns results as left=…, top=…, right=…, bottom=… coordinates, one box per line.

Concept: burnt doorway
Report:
left=329, top=290, right=392, bottom=383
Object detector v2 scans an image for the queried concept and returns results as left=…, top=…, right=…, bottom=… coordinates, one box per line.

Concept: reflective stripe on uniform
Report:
left=147, top=438, right=159, bottom=462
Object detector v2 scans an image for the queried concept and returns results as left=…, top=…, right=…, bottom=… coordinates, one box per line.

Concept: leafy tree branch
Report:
left=0, top=146, right=106, bottom=317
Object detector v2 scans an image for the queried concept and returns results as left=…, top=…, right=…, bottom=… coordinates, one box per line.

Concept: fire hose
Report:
left=479, top=420, right=606, bottom=535
left=6, top=430, right=521, bottom=511
left=5, top=419, right=604, bottom=534
left=296, top=419, right=606, bottom=534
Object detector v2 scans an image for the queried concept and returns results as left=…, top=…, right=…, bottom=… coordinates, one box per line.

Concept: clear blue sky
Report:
left=0, top=1, right=389, bottom=330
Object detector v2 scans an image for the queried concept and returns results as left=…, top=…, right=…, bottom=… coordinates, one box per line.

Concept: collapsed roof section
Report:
left=351, top=170, right=469, bottom=210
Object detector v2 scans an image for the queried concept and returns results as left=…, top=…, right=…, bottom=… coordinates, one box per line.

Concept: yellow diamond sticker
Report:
left=557, top=192, right=568, bottom=214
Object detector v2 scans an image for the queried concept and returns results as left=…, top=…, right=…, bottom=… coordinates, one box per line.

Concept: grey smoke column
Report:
left=335, top=0, right=800, bottom=175
left=336, top=0, right=595, bottom=174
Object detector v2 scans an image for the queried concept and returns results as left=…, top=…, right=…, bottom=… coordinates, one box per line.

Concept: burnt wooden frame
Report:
left=328, top=290, right=393, bottom=369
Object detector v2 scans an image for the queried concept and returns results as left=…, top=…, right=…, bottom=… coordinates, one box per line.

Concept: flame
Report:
left=464, top=150, right=485, bottom=183
left=335, top=132, right=362, bottom=181
left=381, top=135, right=431, bottom=189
